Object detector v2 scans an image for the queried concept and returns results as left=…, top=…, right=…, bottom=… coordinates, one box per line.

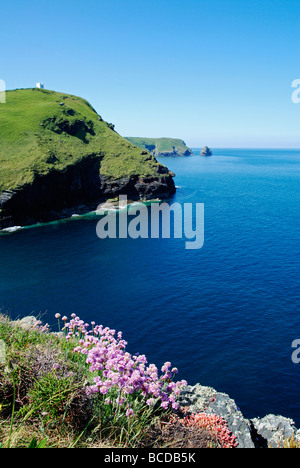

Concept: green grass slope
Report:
left=125, top=137, right=193, bottom=156
left=0, top=89, right=166, bottom=193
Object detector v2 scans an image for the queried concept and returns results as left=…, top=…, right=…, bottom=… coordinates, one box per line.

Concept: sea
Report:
left=0, top=148, right=299, bottom=425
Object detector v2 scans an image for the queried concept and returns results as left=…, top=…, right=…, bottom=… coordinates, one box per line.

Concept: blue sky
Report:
left=1, top=0, right=299, bottom=148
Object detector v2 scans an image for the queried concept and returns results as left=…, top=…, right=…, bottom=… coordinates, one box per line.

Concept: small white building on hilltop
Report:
left=36, top=82, right=44, bottom=89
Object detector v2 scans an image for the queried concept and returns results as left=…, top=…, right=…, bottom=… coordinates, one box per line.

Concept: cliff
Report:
left=125, top=137, right=193, bottom=157
left=0, top=89, right=175, bottom=229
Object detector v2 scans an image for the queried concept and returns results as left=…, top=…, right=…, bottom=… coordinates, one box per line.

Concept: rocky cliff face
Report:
left=153, top=148, right=192, bottom=157
left=0, top=155, right=175, bottom=229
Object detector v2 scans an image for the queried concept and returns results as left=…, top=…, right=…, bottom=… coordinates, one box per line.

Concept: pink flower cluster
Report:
left=62, top=314, right=187, bottom=412
left=182, top=413, right=238, bottom=448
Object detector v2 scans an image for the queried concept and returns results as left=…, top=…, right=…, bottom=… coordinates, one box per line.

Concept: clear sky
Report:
left=1, top=0, right=299, bottom=148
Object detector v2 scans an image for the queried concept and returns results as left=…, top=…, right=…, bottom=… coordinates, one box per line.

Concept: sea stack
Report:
left=200, top=146, right=213, bottom=156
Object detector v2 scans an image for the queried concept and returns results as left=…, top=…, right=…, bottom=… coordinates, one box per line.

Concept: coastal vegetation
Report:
left=0, top=314, right=237, bottom=448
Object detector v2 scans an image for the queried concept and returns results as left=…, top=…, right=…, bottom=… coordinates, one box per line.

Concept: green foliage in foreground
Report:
left=0, top=89, right=166, bottom=193
left=0, top=316, right=170, bottom=448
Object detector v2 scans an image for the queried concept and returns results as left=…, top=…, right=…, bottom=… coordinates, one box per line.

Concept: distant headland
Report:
left=125, top=137, right=194, bottom=157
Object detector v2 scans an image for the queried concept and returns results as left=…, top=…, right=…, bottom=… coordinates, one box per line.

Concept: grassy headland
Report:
left=0, top=89, right=167, bottom=192
left=0, top=89, right=175, bottom=228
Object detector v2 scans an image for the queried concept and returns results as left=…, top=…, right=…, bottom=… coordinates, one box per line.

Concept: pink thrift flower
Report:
left=161, top=362, right=171, bottom=373
left=161, top=401, right=169, bottom=410
left=126, top=408, right=134, bottom=417
left=146, top=398, right=156, bottom=407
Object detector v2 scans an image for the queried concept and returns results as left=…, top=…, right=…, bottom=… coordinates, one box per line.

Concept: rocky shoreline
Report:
left=0, top=168, right=176, bottom=230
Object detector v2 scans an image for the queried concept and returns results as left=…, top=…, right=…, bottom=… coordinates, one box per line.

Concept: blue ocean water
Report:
left=0, top=148, right=299, bottom=424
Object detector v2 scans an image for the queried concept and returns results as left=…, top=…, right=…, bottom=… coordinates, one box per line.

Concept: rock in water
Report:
left=200, top=146, right=213, bottom=156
